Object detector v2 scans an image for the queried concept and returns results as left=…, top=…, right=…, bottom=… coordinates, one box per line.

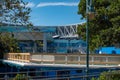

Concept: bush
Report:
left=13, top=74, right=28, bottom=80
left=92, top=71, right=120, bottom=80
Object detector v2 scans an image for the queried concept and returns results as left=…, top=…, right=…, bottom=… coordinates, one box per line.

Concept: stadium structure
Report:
left=0, top=23, right=120, bottom=80
left=0, top=23, right=86, bottom=53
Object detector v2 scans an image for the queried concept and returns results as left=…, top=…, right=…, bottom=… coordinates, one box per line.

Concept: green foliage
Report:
left=0, top=0, right=33, bottom=58
left=36, top=40, right=43, bottom=47
left=77, top=24, right=86, bottom=39
left=92, top=71, right=120, bottom=80
left=0, top=0, right=32, bottom=25
left=78, top=0, right=120, bottom=51
left=13, top=74, right=28, bottom=80
left=91, top=77, right=97, bottom=80
left=0, top=33, right=20, bottom=58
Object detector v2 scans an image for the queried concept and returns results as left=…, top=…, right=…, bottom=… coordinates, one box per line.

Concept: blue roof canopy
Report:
left=0, top=26, right=56, bottom=32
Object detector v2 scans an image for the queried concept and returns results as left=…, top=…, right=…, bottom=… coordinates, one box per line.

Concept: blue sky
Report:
left=24, top=0, right=85, bottom=26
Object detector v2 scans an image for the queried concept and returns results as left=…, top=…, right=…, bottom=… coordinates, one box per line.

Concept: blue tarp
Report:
left=98, top=47, right=120, bottom=54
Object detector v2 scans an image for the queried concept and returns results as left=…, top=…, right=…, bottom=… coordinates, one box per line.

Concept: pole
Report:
left=86, top=0, right=89, bottom=80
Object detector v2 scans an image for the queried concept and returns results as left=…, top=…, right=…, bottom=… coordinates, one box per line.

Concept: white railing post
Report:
left=41, top=54, right=43, bottom=64
left=106, top=56, right=108, bottom=65
left=92, top=56, right=94, bottom=65
left=65, top=55, right=68, bottom=64
left=78, top=55, right=80, bottom=64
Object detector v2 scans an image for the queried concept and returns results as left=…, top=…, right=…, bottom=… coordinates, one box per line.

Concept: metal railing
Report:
left=4, top=53, right=30, bottom=62
left=5, top=53, right=120, bottom=65
left=0, top=69, right=100, bottom=80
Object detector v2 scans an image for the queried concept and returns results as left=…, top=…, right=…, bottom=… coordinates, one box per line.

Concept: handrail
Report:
left=0, top=69, right=100, bottom=80
left=6, top=53, right=30, bottom=62
left=5, top=53, right=120, bottom=65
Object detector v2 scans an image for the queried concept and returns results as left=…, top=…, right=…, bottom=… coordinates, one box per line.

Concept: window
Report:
left=76, top=70, right=82, bottom=73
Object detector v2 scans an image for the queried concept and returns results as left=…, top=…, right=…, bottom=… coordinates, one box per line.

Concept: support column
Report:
left=43, top=33, right=47, bottom=52
left=33, top=41, right=37, bottom=53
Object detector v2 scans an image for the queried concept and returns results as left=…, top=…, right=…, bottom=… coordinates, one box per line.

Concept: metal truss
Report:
left=52, top=24, right=81, bottom=39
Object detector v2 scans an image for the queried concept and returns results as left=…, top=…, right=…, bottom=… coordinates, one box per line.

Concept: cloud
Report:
left=26, top=2, right=35, bottom=8
left=36, top=2, right=78, bottom=7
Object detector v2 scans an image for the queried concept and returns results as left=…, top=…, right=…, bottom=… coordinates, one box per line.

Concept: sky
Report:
left=24, top=0, right=85, bottom=26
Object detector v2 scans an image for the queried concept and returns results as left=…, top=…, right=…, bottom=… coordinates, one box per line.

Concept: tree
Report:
left=0, top=33, right=20, bottom=59
left=0, top=0, right=32, bottom=58
left=0, top=0, right=32, bottom=25
left=78, top=0, right=120, bottom=51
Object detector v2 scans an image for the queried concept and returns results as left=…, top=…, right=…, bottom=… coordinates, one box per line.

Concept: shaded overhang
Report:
left=2, top=60, right=120, bottom=69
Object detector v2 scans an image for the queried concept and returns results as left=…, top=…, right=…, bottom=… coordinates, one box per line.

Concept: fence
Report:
left=5, top=53, right=120, bottom=65
left=4, top=53, right=30, bottom=62
left=0, top=69, right=100, bottom=80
